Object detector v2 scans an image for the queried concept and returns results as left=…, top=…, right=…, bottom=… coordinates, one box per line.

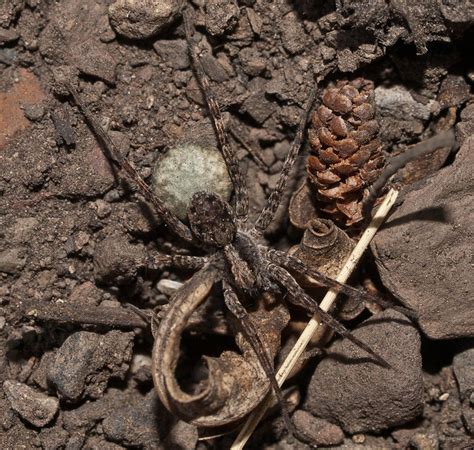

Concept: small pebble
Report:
left=164, top=420, right=199, bottom=449
left=108, top=0, right=181, bottom=40
left=157, top=278, right=183, bottom=296
left=23, top=104, right=45, bottom=122
left=438, top=392, right=450, bottom=402
left=410, top=431, right=439, bottom=450
left=279, top=12, right=308, bottom=55
left=95, top=199, right=111, bottom=219
left=3, top=380, right=59, bottom=427
left=352, top=433, right=366, bottom=444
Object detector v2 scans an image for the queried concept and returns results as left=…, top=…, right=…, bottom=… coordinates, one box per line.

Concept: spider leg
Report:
left=183, top=10, right=249, bottom=221
left=264, top=248, right=417, bottom=319
left=255, top=87, right=317, bottom=232
left=222, top=282, right=297, bottom=440
left=266, top=263, right=391, bottom=368
left=147, top=253, right=209, bottom=271
left=65, top=83, right=194, bottom=243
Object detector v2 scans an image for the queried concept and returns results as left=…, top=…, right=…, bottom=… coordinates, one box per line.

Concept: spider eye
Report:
left=188, top=192, right=236, bottom=247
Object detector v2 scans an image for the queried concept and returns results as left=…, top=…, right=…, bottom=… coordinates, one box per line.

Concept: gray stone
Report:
left=48, top=330, right=134, bottom=402
left=3, top=380, right=59, bottom=427
left=457, top=360, right=474, bottom=434
left=0, top=247, right=26, bottom=274
left=102, top=390, right=163, bottom=447
left=304, top=310, right=423, bottom=434
left=375, top=85, right=433, bottom=121
left=453, top=347, right=474, bottom=400
left=372, top=137, right=474, bottom=339
left=152, top=143, right=232, bottom=220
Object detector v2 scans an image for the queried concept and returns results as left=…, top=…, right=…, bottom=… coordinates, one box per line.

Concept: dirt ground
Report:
left=0, top=1, right=473, bottom=449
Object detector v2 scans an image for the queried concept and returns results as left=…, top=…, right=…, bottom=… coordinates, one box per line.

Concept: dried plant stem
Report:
left=231, top=188, right=400, bottom=450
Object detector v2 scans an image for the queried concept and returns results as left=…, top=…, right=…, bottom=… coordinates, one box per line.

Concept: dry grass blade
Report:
left=231, top=188, right=400, bottom=449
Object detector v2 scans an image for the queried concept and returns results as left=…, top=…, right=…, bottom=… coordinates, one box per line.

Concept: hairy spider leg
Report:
left=147, top=254, right=209, bottom=271
left=183, top=11, right=249, bottom=221
left=264, top=248, right=417, bottom=319
left=267, top=263, right=391, bottom=368
left=66, top=83, right=194, bottom=243
left=223, top=282, right=297, bottom=439
left=255, top=87, right=318, bottom=232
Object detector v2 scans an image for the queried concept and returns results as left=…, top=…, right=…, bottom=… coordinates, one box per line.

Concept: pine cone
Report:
left=307, top=78, right=384, bottom=227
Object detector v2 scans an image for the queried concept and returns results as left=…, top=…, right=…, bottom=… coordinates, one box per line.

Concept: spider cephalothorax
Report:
left=188, top=191, right=236, bottom=247
left=65, top=8, right=423, bottom=441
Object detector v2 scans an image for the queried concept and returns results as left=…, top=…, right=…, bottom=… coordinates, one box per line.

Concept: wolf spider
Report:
left=64, top=9, right=417, bottom=439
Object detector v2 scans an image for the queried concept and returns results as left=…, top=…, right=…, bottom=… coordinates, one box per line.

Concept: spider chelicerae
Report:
left=64, top=9, right=418, bottom=440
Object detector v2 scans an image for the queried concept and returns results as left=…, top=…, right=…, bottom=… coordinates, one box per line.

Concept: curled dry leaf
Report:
left=288, top=181, right=320, bottom=230
left=289, top=218, right=355, bottom=283
left=152, top=266, right=290, bottom=428
left=288, top=218, right=369, bottom=322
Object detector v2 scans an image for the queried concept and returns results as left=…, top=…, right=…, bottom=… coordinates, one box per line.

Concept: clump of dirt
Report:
left=0, top=0, right=473, bottom=448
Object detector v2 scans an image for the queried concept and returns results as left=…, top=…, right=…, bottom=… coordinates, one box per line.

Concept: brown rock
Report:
left=153, top=39, right=190, bottom=70
left=57, top=134, right=115, bottom=198
left=372, top=137, right=474, bottom=339
left=304, top=310, right=423, bottom=434
left=39, top=0, right=116, bottom=84
left=437, top=75, right=470, bottom=110
left=279, top=12, right=308, bottom=55
left=93, top=233, right=146, bottom=285
left=3, top=380, right=59, bottom=427
left=293, top=410, right=344, bottom=446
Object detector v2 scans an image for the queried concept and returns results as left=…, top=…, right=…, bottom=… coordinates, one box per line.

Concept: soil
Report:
left=0, top=1, right=473, bottom=449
